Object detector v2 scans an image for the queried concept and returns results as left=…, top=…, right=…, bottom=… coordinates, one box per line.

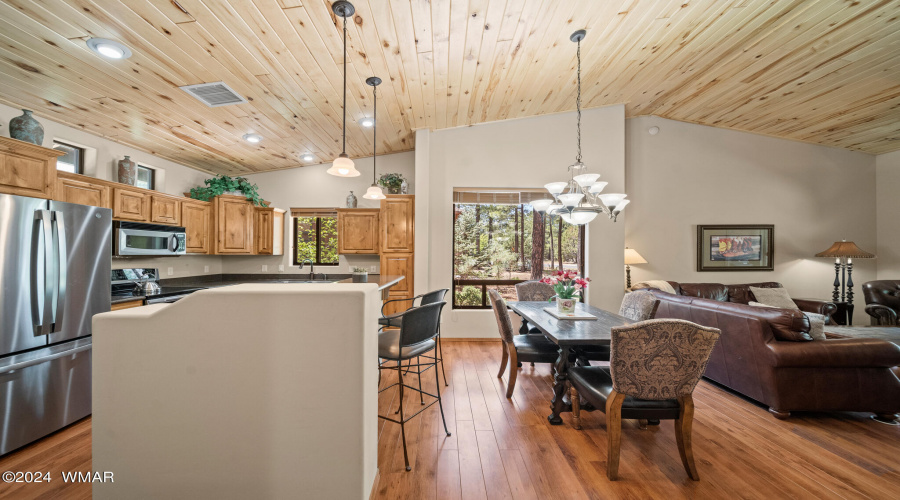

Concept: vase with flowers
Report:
left=540, top=270, right=590, bottom=315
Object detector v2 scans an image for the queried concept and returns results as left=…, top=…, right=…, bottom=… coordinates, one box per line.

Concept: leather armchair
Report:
left=862, top=280, right=900, bottom=326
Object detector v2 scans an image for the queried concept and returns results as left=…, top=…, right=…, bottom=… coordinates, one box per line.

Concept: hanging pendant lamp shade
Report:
left=363, top=76, right=386, bottom=200
left=327, top=1, right=360, bottom=178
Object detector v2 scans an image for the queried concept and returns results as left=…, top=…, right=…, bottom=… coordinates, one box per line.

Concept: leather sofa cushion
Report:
left=728, top=282, right=782, bottom=304
left=568, top=366, right=681, bottom=420
left=679, top=283, right=728, bottom=302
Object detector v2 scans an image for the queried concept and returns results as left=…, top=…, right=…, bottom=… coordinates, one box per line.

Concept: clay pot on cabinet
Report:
left=9, top=110, right=44, bottom=145
left=118, top=156, right=137, bottom=186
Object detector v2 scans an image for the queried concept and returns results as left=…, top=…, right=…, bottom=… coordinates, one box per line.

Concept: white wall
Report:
left=876, top=150, right=900, bottom=279
left=625, top=116, right=877, bottom=323
left=421, top=106, right=627, bottom=338
left=225, top=152, right=416, bottom=275
left=0, top=102, right=221, bottom=278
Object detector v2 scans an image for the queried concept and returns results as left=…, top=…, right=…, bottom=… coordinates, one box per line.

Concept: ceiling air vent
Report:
left=179, top=81, right=247, bottom=107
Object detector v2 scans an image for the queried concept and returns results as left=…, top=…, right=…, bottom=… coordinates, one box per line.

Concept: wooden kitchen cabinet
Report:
left=113, top=187, right=150, bottom=221
left=212, top=194, right=254, bottom=254
left=56, top=172, right=111, bottom=208
left=151, top=195, right=181, bottom=225
left=0, top=136, right=62, bottom=199
left=337, top=208, right=380, bottom=254
left=255, top=207, right=285, bottom=255
left=380, top=253, right=414, bottom=315
left=182, top=200, right=211, bottom=254
left=381, top=195, right=414, bottom=253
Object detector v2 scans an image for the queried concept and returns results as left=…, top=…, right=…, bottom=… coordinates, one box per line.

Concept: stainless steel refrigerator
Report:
left=0, top=193, right=111, bottom=455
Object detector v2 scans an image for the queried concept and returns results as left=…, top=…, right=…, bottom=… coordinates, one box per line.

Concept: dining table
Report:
left=507, top=300, right=633, bottom=425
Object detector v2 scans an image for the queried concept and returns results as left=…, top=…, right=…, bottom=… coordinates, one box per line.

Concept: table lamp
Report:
left=814, top=240, right=875, bottom=321
left=624, top=247, right=647, bottom=290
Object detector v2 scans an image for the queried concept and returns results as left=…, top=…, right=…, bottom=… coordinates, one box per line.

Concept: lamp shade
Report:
left=530, top=199, right=554, bottom=213
left=362, top=184, right=385, bottom=200
left=814, top=240, right=875, bottom=259
left=624, top=247, right=647, bottom=265
left=326, top=154, right=360, bottom=177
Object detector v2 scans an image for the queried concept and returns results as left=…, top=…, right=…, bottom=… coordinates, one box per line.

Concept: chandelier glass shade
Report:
left=328, top=1, right=360, bottom=178
left=531, top=29, right=629, bottom=225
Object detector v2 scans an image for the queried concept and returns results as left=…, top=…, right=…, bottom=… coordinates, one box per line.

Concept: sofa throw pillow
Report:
left=802, top=312, right=827, bottom=341
left=749, top=286, right=798, bottom=310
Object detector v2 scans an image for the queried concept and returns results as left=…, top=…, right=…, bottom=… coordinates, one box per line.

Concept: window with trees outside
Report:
left=453, top=189, right=585, bottom=309
left=292, top=210, right=338, bottom=266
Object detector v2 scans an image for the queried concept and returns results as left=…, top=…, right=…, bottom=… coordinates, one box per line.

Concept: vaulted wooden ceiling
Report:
left=0, top=0, right=897, bottom=175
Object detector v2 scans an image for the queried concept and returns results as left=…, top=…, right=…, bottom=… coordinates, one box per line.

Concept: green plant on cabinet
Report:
left=189, top=175, right=266, bottom=206
left=377, top=173, right=406, bottom=194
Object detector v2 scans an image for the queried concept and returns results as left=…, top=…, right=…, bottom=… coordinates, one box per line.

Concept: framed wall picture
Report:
left=697, top=224, right=774, bottom=271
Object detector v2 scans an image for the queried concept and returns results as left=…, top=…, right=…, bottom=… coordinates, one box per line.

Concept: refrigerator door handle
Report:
left=32, top=210, right=54, bottom=336
left=52, top=211, right=67, bottom=332
left=0, top=344, right=92, bottom=375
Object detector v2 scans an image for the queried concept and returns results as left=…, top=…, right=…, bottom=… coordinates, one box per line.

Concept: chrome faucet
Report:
left=299, top=259, right=314, bottom=280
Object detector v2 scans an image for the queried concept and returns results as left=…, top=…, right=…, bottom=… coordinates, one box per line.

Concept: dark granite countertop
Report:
left=111, top=274, right=404, bottom=304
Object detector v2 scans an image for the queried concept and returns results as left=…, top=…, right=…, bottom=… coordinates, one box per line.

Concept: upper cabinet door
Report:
left=182, top=201, right=211, bottom=254
left=151, top=195, right=181, bottom=225
left=380, top=195, right=414, bottom=253
left=215, top=195, right=253, bottom=254
left=338, top=209, right=380, bottom=254
left=56, top=173, right=111, bottom=208
left=255, top=207, right=274, bottom=255
left=0, top=137, right=61, bottom=199
left=113, top=187, right=150, bottom=222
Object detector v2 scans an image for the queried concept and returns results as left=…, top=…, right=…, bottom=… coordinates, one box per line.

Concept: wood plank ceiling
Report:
left=0, top=0, right=897, bottom=175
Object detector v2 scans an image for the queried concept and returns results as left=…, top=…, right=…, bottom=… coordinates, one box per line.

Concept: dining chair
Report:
left=489, top=290, right=559, bottom=398
left=568, top=319, right=720, bottom=480
left=380, top=289, right=450, bottom=386
left=378, top=301, right=451, bottom=471
left=515, top=281, right=555, bottom=334
left=618, top=290, right=660, bottom=322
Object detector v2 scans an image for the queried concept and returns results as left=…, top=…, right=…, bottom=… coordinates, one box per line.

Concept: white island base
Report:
left=92, top=283, right=380, bottom=499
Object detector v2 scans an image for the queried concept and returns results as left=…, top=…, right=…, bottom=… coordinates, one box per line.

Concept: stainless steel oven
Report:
left=114, top=222, right=186, bottom=256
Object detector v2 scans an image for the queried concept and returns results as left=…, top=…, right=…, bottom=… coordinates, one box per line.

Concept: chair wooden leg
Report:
left=570, top=386, right=582, bottom=430
left=505, top=348, right=519, bottom=399
left=497, top=342, right=509, bottom=378
left=606, top=391, right=626, bottom=481
left=675, top=395, right=699, bottom=480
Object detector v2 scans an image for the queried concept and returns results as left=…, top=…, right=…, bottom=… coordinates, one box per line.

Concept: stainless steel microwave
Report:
left=114, top=221, right=186, bottom=256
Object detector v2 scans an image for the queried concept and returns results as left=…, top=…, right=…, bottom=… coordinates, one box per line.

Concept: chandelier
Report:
left=530, top=29, right=629, bottom=225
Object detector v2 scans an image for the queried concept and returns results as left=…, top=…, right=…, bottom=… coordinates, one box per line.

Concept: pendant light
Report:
left=363, top=76, right=385, bottom=200
left=530, top=29, right=629, bottom=224
left=326, top=1, right=361, bottom=177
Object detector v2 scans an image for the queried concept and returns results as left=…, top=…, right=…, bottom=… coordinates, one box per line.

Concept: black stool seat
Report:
left=568, top=366, right=680, bottom=420
left=378, top=316, right=401, bottom=328
left=378, top=330, right=436, bottom=360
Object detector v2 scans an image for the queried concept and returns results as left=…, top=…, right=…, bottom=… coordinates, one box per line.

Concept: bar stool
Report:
left=380, top=289, right=450, bottom=386
left=378, top=301, right=451, bottom=471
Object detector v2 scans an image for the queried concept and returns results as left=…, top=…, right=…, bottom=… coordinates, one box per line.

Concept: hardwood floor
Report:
left=1, top=340, right=898, bottom=499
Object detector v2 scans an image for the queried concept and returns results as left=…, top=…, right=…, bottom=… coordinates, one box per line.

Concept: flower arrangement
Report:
left=541, top=270, right=590, bottom=314
left=377, top=173, right=406, bottom=194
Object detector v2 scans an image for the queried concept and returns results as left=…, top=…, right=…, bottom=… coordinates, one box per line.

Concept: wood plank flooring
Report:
left=1, top=340, right=898, bottom=499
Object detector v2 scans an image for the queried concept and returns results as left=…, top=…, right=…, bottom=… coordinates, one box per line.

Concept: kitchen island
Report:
left=92, top=282, right=384, bottom=500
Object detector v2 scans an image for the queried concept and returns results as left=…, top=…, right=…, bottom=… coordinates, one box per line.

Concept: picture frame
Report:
left=697, top=224, right=774, bottom=272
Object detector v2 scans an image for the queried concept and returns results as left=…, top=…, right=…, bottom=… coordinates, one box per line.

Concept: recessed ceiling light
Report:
left=86, top=38, right=132, bottom=59
left=243, top=133, right=262, bottom=143
left=358, top=117, right=374, bottom=128
left=301, top=154, right=315, bottom=162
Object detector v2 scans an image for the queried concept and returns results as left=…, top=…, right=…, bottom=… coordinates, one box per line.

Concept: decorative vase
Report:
left=352, top=271, right=368, bottom=283
left=346, top=190, right=358, bottom=208
left=9, top=110, right=44, bottom=145
left=387, top=185, right=400, bottom=194
left=557, top=297, right=577, bottom=315
left=117, top=156, right=137, bottom=186
left=400, top=179, right=409, bottom=194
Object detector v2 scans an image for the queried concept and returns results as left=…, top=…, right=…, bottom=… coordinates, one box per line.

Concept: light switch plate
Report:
left=204, top=265, right=210, bottom=273
left=370, top=265, right=377, bottom=272
left=262, top=265, right=268, bottom=272
left=167, top=267, right=174, bottom=276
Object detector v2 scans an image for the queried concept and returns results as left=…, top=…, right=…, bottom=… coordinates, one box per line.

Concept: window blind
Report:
left=452, top=188, right=550, bottom=205
left=290, top=208, right=338, bottom=218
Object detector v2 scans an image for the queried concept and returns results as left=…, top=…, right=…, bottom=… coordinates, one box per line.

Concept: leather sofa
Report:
left=660, top=281, right=837, bottom=322
left=646, top=286, right=900, bottom=420
left=862, top=280, right=900, bottom=326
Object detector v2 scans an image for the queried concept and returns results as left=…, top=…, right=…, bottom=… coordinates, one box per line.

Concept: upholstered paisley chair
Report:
left=515, top=281, right=555, bottom=334
left=618, top=290, right=660, bottom=322
left=568, top=319, right=720, bottom=481
left=489, top=290, right=559, bottom=398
